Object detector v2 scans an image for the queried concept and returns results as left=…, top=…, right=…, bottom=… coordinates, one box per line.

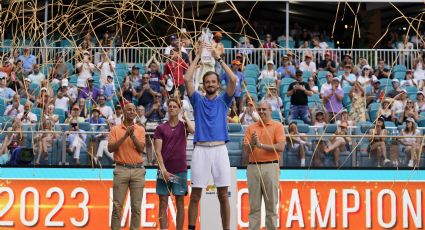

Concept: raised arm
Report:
left=184, top=45, right=201, bottom=97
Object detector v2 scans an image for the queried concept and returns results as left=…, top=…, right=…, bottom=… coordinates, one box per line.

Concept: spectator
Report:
left=135, top=74, right=158, bottom=108
left=0, top=60, right=13, bottom=76
left=338, top=64, right=356, bottom=87
left=97, top=52, right=115, bottom=87
left=400, top=99, right=419, bottom=123
left=286, top=51, right=299, bottom=68
left=276, top=55, right=296, bottom=79
left=102, top=75, right=116, bottom=101
left=13, top=60, right=25, bottom=83
left=0, top=119, right=24, bottom=164
left=97, top=95, right=113, bottom=119
left=212, top=32, right=225, bottom=74
left=78, top=77, right=100, bottom=101
left=126, top=66, right=142, bottom=89
left=43, top=104, right=59, bottom=124
left=36, top=87, right=53, bottom=111
left=237, top=37, right=255, bottom=60
left=287, top=70, right=312, bottom=124
left=378, top=98, right=393, bottom=121
left=397, top=35, right=414, bottom=66
left=221, top=59, right=245, bottom=113
left=336, top=108, right=353, bottom=126
left=164, top=34, right=187, bottom=57
left=50, top=54, right=69, bottom=83
left=261, top=84, right=283, bottom=112
left=366, top=78, right=383, bottom=107
left=299, top=52, right=317, bottom=77
left=349, top=82, right=367, bottom=124
left=18, top=47, right=37, bottom=75
left=368, top=117, right=390, bottom=167
left=311, top=108, right=328, bottom=127
left=413, top=56, right=425, bottom=89
left=8, top=49, right=20, bottom=66
left=0, top=72, right=16, bottom=102
left=54, top=88, right=72, bottom=112
left=146, top=95, right=165, bottom=122
left=134, top=105, right=147, bottom=125
left=239, top=100, right=259, bottom=125
left=318, top=51, right=336, bottom=74
left=235, top=53, right=245, bottom=71
left=298, top=29, right=311, bottom=46
left=320, top=71, right=339, bottom=95
left=387, top=79, right=402, bottom=98
left=323, top=78, right=344, bottom=123
left=262, top=34, right=278, bottom=62
left=356, top=57, right=369, bottom=76
left=391, top=90, right=408, bottom=121
left=27, top=64, right=45, bottom=85
left=62, top=79, right=77, bottom=103
left=307, top=77, right=319, bottom=94
left=110, top=104, right=123, bottom=126
left=4, top=94, right=24, bottom=119
left=227, top=101, right=240, bottom=123
left=87, top=107, right=107, bottom=163
left=77, top=98, right=89, bottom=118
left=400, top=70, right=418, bottom=88
left=337, top=54, right=353, bottom=71
left=357, top=65, right=374, bottom=86
left=66, top=119, right=87, bottom=165
left=164, top=49, right=188, bottom=96
left=323, top=122, right=351, bottom=167
left=415, top=91, right=425, bottom=112
left=75, top=51, right=95, bottom=88
left=65, top=104, right=85, bottom=123
left=19, top=78, right=35, bottom=102
left=259, top=60, right=278, bottom=82
left=120, top=81, right=136, bottom=104
left=374, top=59, right=391, bottom=80
left=400, top=118, right=420, bottom=167
left=16, top=102, right=37, bottom=124
left=145, top=56, right=164, bottom=95
left=7, top=71, right=23, bottom=95
left=34, top=119, right=56, bottom=165
left=287, top=121, right=308, bottom=167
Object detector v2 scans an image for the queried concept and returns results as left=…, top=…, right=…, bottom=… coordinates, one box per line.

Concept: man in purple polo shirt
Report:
left=323, top=77, right=344, bottom=123
left=154, top=98, right=194, bottom=230
left=185, top=43, right=237, bottom=230
left=78, top=77, right=101, bottom=101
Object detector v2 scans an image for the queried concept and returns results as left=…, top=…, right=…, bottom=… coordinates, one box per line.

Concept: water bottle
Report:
left=169, top=174, right=185, bottom=185
left=200, top=27, right=213, bottom=63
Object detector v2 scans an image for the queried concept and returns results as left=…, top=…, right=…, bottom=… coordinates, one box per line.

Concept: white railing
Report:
left=1, top=46, right=423, bottom=70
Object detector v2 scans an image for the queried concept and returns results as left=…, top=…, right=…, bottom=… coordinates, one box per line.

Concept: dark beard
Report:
left=205, top=88, right=218, bottom=95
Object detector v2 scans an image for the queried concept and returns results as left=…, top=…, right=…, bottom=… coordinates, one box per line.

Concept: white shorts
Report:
left=190, top=144, right=231, bottom=188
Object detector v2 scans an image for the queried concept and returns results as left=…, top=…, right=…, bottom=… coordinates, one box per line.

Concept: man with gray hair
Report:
left=242, top=101, right=286, bottom=230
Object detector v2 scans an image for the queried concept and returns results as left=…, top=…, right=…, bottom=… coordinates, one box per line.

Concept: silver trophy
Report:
left=200, top=27, right=213, bottom=63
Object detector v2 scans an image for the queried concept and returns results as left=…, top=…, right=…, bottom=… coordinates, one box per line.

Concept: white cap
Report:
left=266, top=60, right=274, bottom=65
left=362, top=65, right=372, bottom=70
left=0, top=72, right=7, bottom=79
left=61, top=78, right=69, bottom=87
left=392, top=79, right=399, bottom=83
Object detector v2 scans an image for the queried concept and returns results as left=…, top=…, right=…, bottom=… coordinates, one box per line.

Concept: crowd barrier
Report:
left=3, top=123, right=425, bottom=168
left=1, top=46, right=423, bottom=70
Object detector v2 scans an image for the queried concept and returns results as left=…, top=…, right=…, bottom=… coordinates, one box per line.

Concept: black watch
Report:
left=216, top=58, right=223, bottom=63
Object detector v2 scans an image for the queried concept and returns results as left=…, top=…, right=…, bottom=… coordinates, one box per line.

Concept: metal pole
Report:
left=286, top=1, right=289, bottom=48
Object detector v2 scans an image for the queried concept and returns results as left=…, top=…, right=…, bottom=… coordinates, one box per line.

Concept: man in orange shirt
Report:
left=108, top=103, right=146, bottom=230
left=243, top=101, right=286, bottom=230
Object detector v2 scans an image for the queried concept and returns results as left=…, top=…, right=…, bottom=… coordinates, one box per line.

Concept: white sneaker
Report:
left=392, top=161, right=398, bottom=167
left=300, top=162, right=305, bottom=167
left=383, top=159, right=391, bottom=165
left=408, top=160, right=414, bottom=167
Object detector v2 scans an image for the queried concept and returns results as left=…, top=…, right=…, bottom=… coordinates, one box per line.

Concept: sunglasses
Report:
left=257, top=108, right=268, bottom=111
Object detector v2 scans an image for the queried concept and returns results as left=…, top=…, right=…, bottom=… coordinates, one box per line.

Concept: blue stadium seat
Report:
left=281, top=78, right=295, bottom=85
left=227, top=123, right=243, bottom=166
left=54, top=108, right=66, bottom=123
left=317, top=71, right=328, bottom=80
left=393, top=64, right=407, bottom=73
left=394, top=71, right=406, bottom=81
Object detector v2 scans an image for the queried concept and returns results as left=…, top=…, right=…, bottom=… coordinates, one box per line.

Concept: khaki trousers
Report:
left=247, top=163, right=280, bottom=230
left=111, top=165, right=146, bottom=230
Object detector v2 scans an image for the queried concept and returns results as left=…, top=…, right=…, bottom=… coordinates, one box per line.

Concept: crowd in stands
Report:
left=0, top=28, right=424, bottom=168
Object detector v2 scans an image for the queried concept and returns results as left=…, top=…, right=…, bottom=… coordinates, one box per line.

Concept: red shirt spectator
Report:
left=164, top=53, right=188, bottom=87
